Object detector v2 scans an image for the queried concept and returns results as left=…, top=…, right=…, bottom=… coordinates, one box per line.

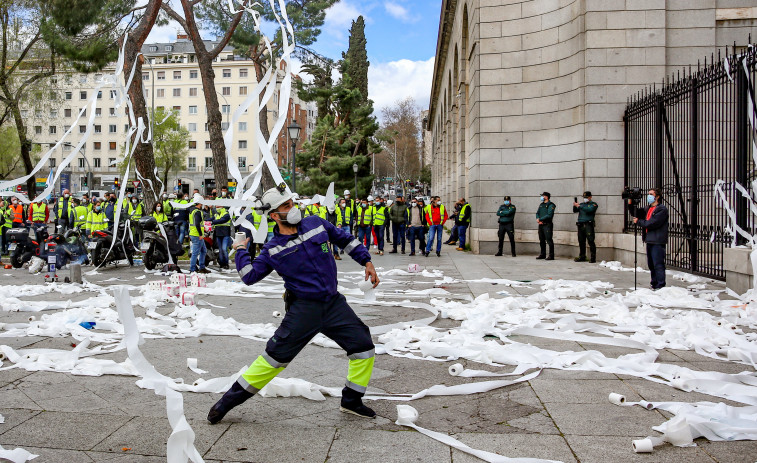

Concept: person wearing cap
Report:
left=573, top=191, right=598, bottom=263
left=535, top=192, right=556, bottom=260
left=496, top=196, right=516, bottom=257
left=189, top=194, right=210, bottom=274
left=207, top=184, right=380, bottom=424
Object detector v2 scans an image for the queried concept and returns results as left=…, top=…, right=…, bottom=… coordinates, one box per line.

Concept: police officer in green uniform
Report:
left=573, top=191, right=598, bottom=263
left=535, top=191, right=556, bottom=261
left=495, top=196, right=516, bottom=257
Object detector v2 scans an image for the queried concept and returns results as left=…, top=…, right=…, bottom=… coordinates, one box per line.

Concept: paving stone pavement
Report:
left=0, top=242, right=755, bottom=463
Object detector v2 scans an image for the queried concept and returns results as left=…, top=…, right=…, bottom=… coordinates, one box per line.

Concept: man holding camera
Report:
left=573, top=191, right=598, bottom=263
left=631, top=188, right=669, bottom=290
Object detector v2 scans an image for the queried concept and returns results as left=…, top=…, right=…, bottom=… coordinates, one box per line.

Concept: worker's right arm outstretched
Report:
left=234, top=240, right=274, bottom=286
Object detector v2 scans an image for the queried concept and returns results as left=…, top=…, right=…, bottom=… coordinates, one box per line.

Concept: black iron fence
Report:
left=624, top=41, right=757, bottom=280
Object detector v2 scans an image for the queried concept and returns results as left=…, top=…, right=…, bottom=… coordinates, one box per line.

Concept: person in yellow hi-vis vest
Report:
left=86, top=199, right=109, bottom=236
left=72, top=199, right=89, bottom=233
left=372, top=198, right=388, bottom=255
left=356, top=198, right=373, bottom=248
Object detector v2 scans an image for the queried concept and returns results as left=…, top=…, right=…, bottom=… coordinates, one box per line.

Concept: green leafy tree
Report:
left=151, top=107, right=190, bottom=189
left=0, top=125, right=22, bottom=179
left=340, top=16, right=368, bottom=107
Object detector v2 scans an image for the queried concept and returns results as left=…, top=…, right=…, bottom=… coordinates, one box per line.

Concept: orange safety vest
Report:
left=10, top=204, right=24, bottom=223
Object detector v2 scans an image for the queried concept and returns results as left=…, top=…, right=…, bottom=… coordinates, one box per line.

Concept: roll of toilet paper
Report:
left=448, top=363, right=464, bottom=376
left=0, top=352, right=5, bottom=361
left=632, top=438, right=654, bottom=453
left=272, top=311, right=282, bottom=318
left=408, top=263, right=421, bottom=273
left=27, top=316, right=36, bottom=322
left=358, top=279, right=373, bottom=292
left=639, top=400, right=654, bottom=410
left=608, top=393, right=626, bottom=405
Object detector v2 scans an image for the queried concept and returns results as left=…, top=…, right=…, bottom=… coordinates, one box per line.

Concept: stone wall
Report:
left=428, top=0, right=757, bottom=270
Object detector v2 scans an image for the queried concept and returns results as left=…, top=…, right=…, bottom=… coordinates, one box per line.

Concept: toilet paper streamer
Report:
left=448, top=363, right=463, bottom=376
left=0, top=444, right=38, bottom=463
left=395, top=405, right=563, bottom=463
left=187, top=358, right=207, bottom=375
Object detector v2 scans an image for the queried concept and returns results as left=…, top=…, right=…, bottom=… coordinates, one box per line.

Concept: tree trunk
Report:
left=9, top=103, right=36, bottom=196
left=196, top=54, right=228, bottom=195
left=255, top=59, right=275, bottom=191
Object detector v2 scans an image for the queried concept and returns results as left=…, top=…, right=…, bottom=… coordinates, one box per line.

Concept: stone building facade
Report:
left=427, top=0, right=757, bottom=259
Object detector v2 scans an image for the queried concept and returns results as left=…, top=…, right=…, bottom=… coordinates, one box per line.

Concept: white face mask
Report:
left=583, top=198, right=589, bottom=203
left=156, top=206, right=162, bottom=211
left=285, top=206, right=302, bottom=225
left=64, top=194, right=70, bottom=199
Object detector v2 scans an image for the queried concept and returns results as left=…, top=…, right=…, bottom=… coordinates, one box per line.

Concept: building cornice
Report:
left=428, top=0, right=458, bottom=127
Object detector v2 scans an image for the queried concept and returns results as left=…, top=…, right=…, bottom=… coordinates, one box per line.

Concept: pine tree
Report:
left=341, top=16, right=368, bottom=105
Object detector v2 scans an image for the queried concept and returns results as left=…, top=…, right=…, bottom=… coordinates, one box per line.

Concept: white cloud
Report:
left=383, top=2, right=416, bottom=23
left=324, top=1, right=364, bottom=42
left=368, top=57, right=435, bottom=119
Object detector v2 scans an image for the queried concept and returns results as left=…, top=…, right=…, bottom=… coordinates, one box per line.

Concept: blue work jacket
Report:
left=235, top=216, right=371, bottom=301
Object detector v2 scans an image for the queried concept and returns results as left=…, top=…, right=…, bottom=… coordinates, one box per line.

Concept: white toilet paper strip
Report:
left=395, top=405, right=563, bottom=463
left=187, top=358, right=208, bottom=375
left=0, top=444, right=38, bottom=463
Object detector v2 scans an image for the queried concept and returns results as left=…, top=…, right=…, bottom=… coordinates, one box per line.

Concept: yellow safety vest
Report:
left=459, top=203, right=470, bottom=223
left=357, top=206, right=373, bottom=226
left=336, top=207, right=351, bottom=227
left=373, top=206, right=387, bottom=226
left=189, top=208, right=204, bottom=237
left=128, top=202, right=143, bottom=220
left=73, top=205, right=89, bottom=228
left=57, top=197, right=73, bottom=220
left=87, top=210, right=108, bottom=233
left=2, top=208, right=12, bottom=229
left=162, top=199, right=173, bottom=216
left=152, top=211, right=168, bottom=223
left=214, top=207, right=231, bottom=229
left=31, top=203, right=46, bottom=222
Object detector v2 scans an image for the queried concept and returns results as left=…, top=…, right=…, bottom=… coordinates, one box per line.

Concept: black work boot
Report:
left=207, top=381, right=254, bottom=424
left=340, top=387, right=376, bottom=418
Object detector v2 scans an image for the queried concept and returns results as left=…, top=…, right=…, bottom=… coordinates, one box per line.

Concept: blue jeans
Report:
left=176, top=221, right=188, bottom=244
left=358, top=225, right=372, bottom=248
left=647, top=243, right=666, bottom=289
left=374, top=225, right=385, bottom=251
left=425, top=224, right=443, bottom=254
left=335, top=225, right=351, bottom=254
left=215, top=234, right=232, bottom=267
left=407, top=226, right=424, bottom=254
left=392, top=223, right=406, bottom=252
left=190, top=236, right=207, bottom=272
left=457, top=224, right=469, bottom=249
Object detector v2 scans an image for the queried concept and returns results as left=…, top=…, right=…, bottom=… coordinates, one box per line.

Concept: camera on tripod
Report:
left=622, top=186, right=643, bottom=203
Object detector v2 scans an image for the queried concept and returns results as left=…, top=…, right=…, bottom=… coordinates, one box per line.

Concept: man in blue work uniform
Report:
left=208, top=184, right=380, bottom=424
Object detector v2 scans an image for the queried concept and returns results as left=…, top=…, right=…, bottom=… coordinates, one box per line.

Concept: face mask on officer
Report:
left=340, top=202, right=346, bottom=208
left=411, top=201, right=417, bottom=206
left=361, top=203, right=368, bottom=208
left=583, top=198, right=589, bottom=203
left=540, top=196, right=545, bottom=202
left=95, top=205, right=102, bottom=212
left=647, top=194, right=656, bottom=205
left=64, top=193, right=70, bottom=199
left=132, top=198, right=138, bottom=204
left=274, top=204, right=301, bottom=226
left=504, top=200, right=510, bottom=206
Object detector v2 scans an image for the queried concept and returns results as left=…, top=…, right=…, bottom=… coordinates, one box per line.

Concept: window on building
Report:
left=63, top=143, right=72, bottom=151
left=108, top=157, right=116, bottom=167
left=18, top=109, right=27, bottom=118
left=94, top=125, right=102, bottom=133
left=142, top=72, right=149, bottom=80
left=173, top=88, right=181, bottom=97
left=81, top=108, right=86, bottom=117
left=79, top=75, right=87, bottom=84
left=124, top=124, right=129, bottom=133
left=221, top=105, right=230, bottom=114
left=204, top=123, right=209, bottom=132
left=63, top=125, right=70, bottom=132
left=156, top=105, right=164, bottom=111
left=157, top=71, right=165, bottom=80
left=239, top=86, right=247, bottom=96
left=80, top=91, right=87, bottom=100
left=205, top=141, right=211, bottom=149
left=109, top=142, right=117, bottom=150
left=172, top=106, right=181, bottom=113
left=189, top=140, right=197, bottom=150
left=79, top=125, right=86, bottom=134
left=93, top=158, right=101, bottom=168
left=97, top=91, right=102, bottom=99
left=173, top=70, right=181, bottom=80
left=165, top=45, right=173, bottom=51
left=157, top=88, right=165, bottom=98
left=189, top=106, right=197, bottom=115
left=49, top=91, right=55, bottom=100
left=188, top=157, right=196, bottom=169
left=109, top=124, right=117, bottom=133
left=238, top=121, right=247, bottom=131
left=205, top=157, right=213, bottom=168
left=238, top=156, right=246, bottom=168
left=34, top=126, right=42, bottom=135
left=35, top=109, right=43, bottom=118
left=95, top=108, right=102, bottom=116
left=149, top=46, right=157, bottom=52
left=190, top=70, right=198, bottom=79
left=49, top=126, right=57, bottom=134
left=110, top=90, right=117, bottom=99
left=94, top=142, right=101, bottom=150
left=221, top=122, right=229, bottom=131
left=64, top=108, right=72, bottom=117
left=188, top=123, right=197, bottom=132
left=226, top=54, right=233, bottom=60
left=109, top=108, right=116, bottom=116
left=222, top=86, right=231, bottom=96
left=222, top=69, right=231, bottom=78
left=239, top=68, right=248, bottom=78
left=189, top=87, right=198, bottom=97
left=238, top=140, right=247, bottom=149
left=76, top=158, right=84, bottom=168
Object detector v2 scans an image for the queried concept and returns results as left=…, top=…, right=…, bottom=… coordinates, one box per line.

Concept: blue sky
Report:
left=147, top=0, right=439, bottom=115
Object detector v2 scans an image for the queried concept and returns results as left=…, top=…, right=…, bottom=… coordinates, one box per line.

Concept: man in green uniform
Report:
left=495, top=196, right=516, bottom=257
left=535, top=192, right=556, bottom=261
left=573, top=191, right=598, bottom=263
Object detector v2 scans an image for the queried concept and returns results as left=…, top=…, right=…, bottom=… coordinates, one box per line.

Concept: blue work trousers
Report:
left=392, top=223, right=406, bottom=252
left=176, top=221, right=188, bottom=244
left=457, top=224, right=469, bottom=249
left=425, top=224, right=444, bottom=254
left=358, top=225, right=372, bottom=248
left=190, top=236, right=207, bottom=272
left=374, top=225, right=385, bottom=251
left=407, top=226, right=425, bottom=254
left=215, top=234, right=232, bottom=267
left=647, top=243, right=667, bottom=289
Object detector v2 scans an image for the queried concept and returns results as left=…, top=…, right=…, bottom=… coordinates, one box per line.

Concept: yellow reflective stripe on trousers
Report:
left=346, top=355, right=375, bottom=392
left=239, top=355, right=286, bottom=393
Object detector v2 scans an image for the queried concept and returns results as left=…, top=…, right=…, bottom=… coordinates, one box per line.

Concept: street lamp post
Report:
left=287, top=121, right=301, bottom=193
left=353, top=163, right=358, bottom=200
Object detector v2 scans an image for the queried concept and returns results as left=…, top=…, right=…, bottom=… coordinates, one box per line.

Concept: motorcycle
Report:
left=89, top=221, right=136, bottom=268
left=46, top=226, right=90, bottom=268
left=7, top=223, right=49, bottom=269
left=138, top=216, right=184, bottom=270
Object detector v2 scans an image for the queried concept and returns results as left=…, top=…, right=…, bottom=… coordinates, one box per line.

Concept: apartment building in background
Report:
left=20, top=35, right=313, bottom=196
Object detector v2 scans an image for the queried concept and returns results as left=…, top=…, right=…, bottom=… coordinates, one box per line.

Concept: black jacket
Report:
left=632, top=203, right=669, bottom=245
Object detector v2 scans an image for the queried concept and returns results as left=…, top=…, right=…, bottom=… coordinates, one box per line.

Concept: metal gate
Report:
left=624, top=42, right=757, bottom=280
